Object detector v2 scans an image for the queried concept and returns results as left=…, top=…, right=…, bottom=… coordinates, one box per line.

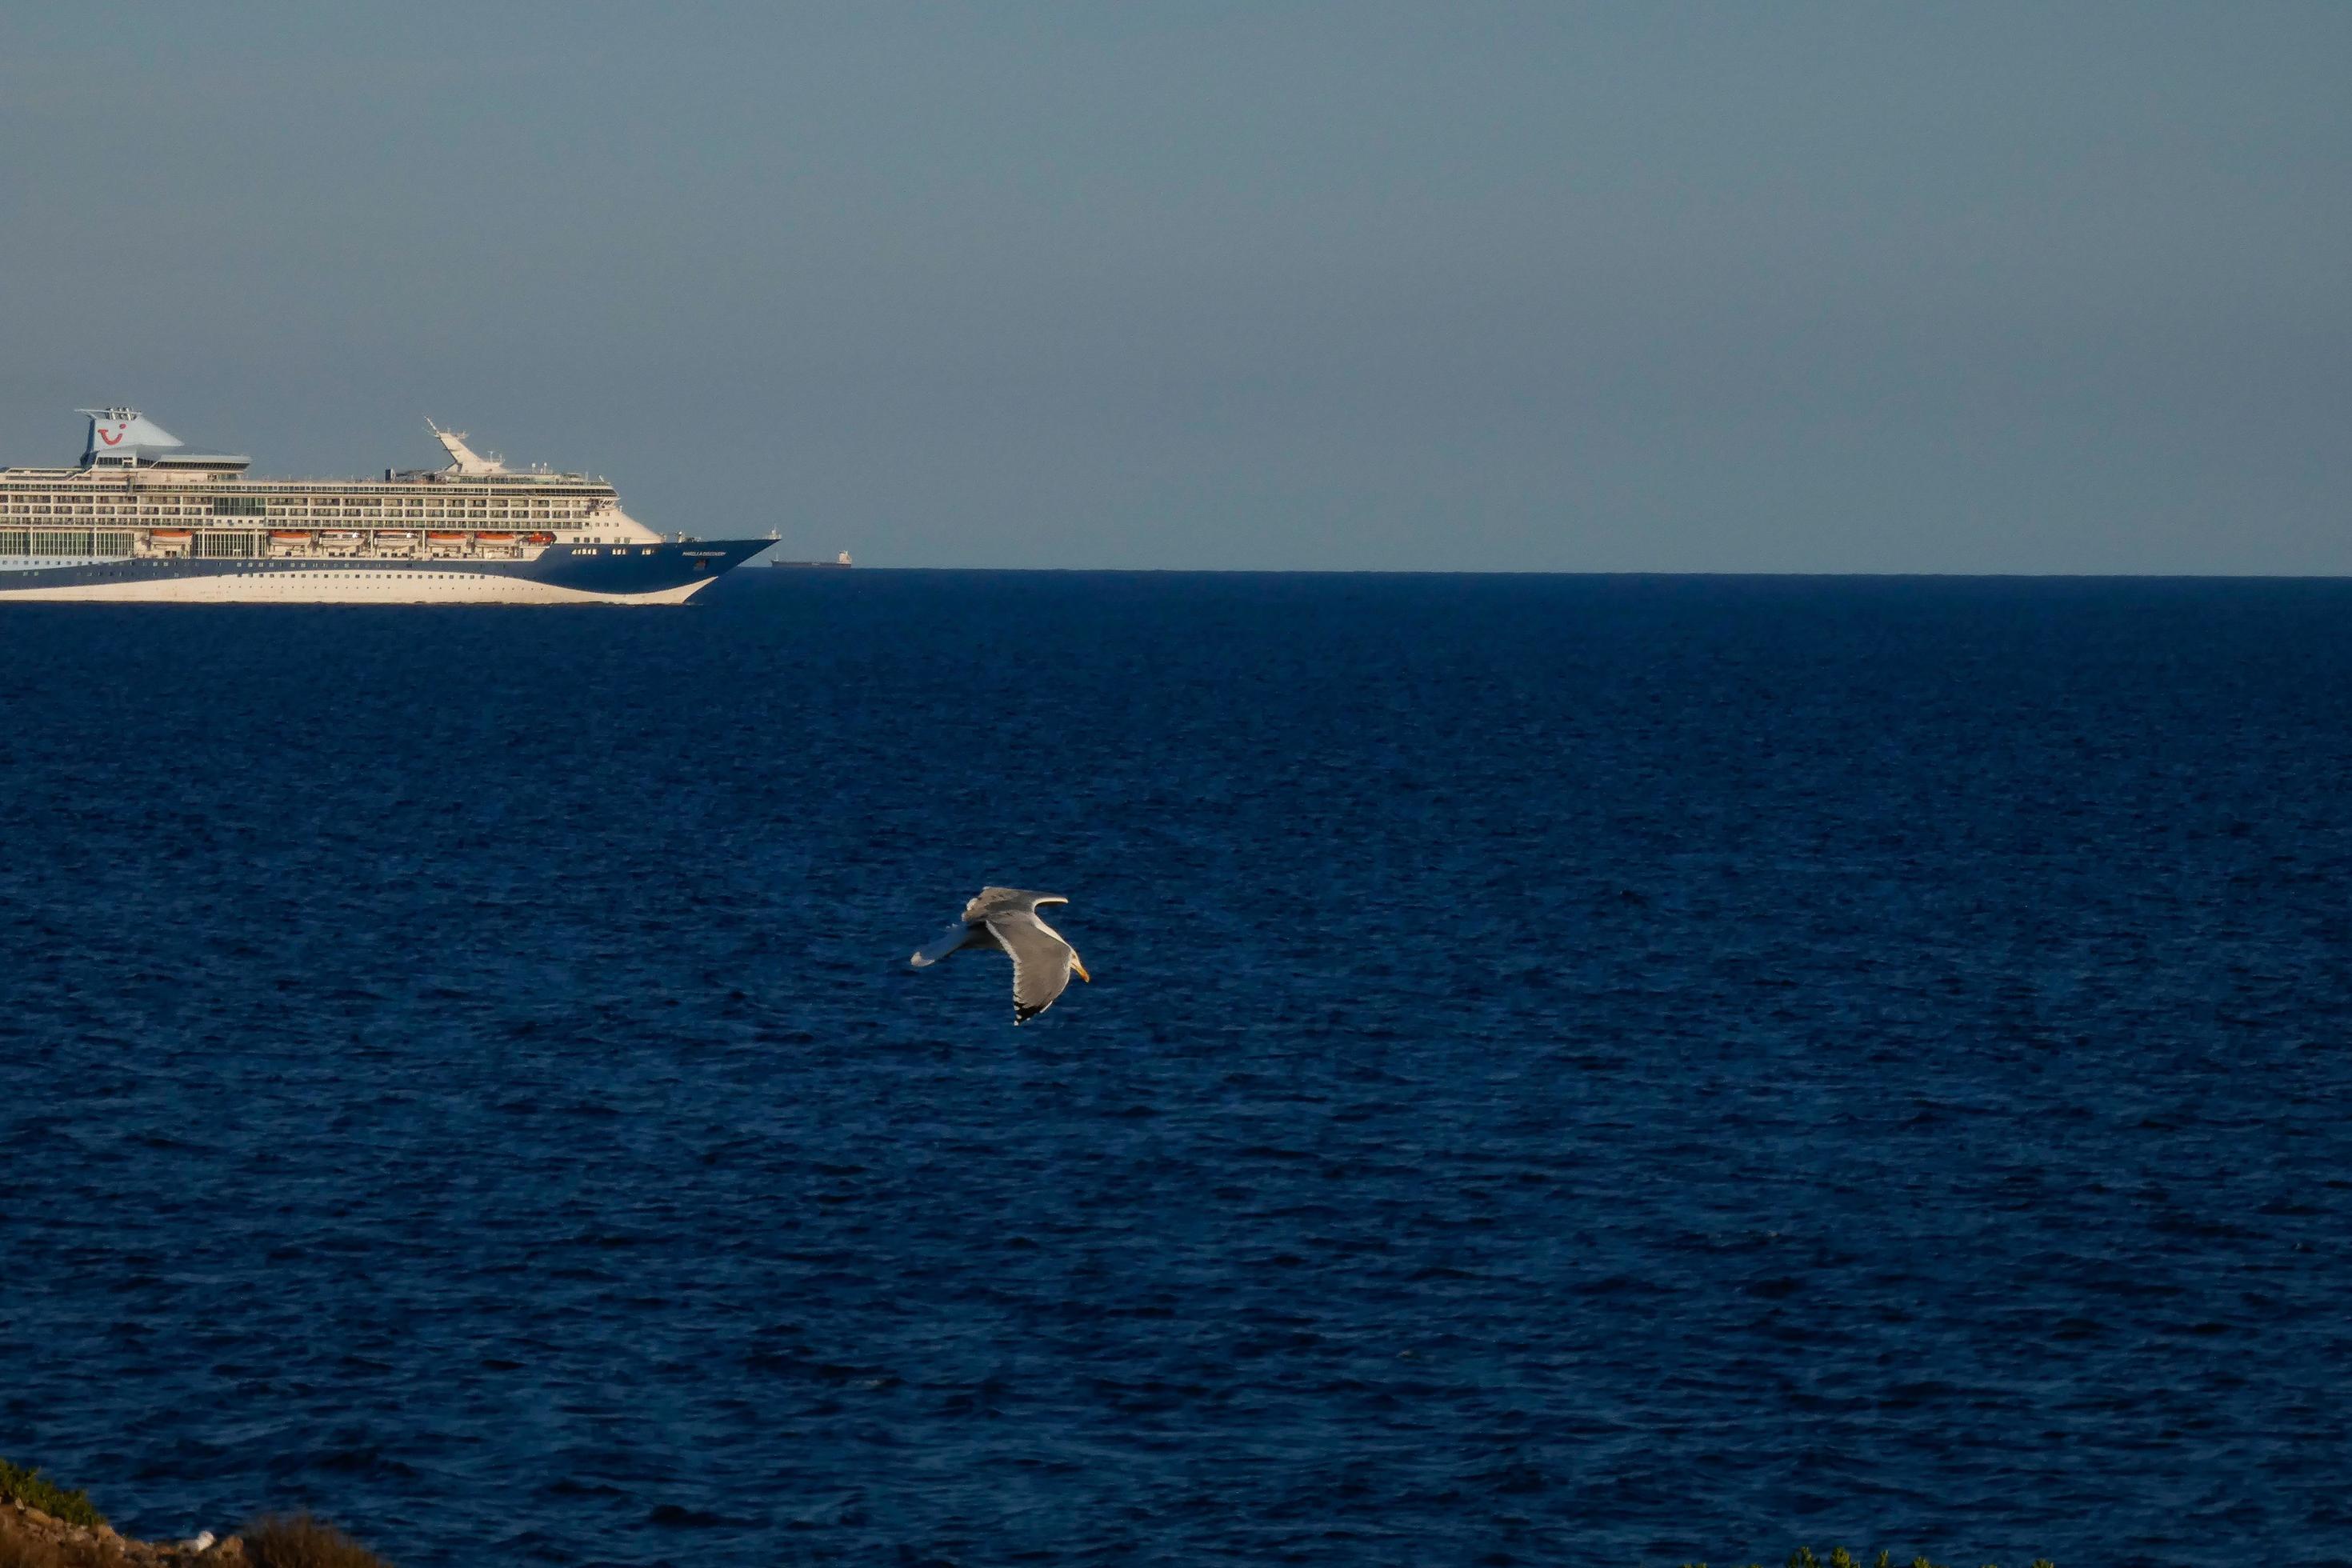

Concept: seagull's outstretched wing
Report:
left=963, top=886, right=1067, bottom=923
left=910, top=922, right=980, bottom=967
left=985, top=910, right=1084, bottom=1022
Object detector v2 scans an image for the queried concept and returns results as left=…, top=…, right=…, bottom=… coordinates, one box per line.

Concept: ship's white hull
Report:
left=0, top=566, right=718, bottom=605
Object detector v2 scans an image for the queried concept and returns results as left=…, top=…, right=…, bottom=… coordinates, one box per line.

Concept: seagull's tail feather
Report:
left=910, top=924, right=972, bottom=967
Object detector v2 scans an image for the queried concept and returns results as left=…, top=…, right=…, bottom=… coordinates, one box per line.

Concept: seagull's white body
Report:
left=910, top=886, right=1090, bottom=1023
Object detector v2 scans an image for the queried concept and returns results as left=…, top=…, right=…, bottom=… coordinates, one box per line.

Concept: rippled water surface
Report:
left=4, top=573, right=2349, bottom=1567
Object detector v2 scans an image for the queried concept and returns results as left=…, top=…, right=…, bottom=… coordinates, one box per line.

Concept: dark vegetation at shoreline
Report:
left=1, top=1463, right=390, bottom=1568
left=241, top=1518, right=390, bottom=1568
left=0, top=1466, right=104, bottom=1533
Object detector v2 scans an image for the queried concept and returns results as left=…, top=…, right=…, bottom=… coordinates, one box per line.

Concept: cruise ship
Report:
left=0, top=410, right=774, bottom=603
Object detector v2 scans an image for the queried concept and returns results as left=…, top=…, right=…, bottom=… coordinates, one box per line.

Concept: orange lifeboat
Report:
left=270, top=530, right=313, bottom=543
left=524, top=531, right=556, bottom=545
left=426, top=531, right=468, bottom=543
left=150, top=529, right=192, bottom=542
left=476, top=532, right=516, bottom=543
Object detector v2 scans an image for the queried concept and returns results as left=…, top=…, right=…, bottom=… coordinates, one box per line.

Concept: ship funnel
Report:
left=80, top=408, right=182, bottom=463
left=426, top=418, right=506, bottom=476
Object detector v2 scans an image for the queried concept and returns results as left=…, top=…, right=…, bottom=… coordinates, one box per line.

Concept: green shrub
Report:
left=0, top=1461, right=105, bottom=1530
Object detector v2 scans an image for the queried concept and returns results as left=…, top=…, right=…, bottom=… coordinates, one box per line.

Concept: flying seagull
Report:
left=910, top=887, right=1091, bottom=1023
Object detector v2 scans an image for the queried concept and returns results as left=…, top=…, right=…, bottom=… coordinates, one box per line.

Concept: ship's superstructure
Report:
left=0, top=410, right=772, bottom=603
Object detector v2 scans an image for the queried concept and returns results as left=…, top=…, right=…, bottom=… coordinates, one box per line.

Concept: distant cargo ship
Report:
left=770, top=550, right=854, bottom=568
left=0, top=410, right=772, bottom=603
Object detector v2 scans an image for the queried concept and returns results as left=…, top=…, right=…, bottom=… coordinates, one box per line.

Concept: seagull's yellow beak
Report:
left=1072, top=958, right=1091, bottom=982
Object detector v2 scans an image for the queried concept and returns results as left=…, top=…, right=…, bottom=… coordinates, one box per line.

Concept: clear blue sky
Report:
left=3, top=2, right=2346, bottom=571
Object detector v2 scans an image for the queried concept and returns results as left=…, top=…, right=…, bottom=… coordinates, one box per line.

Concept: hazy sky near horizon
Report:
left=2, top=2, right=2346, bottom=571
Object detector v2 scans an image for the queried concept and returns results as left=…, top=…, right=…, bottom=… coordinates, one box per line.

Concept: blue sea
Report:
left=3, top=572, right=2347, bottom=1568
